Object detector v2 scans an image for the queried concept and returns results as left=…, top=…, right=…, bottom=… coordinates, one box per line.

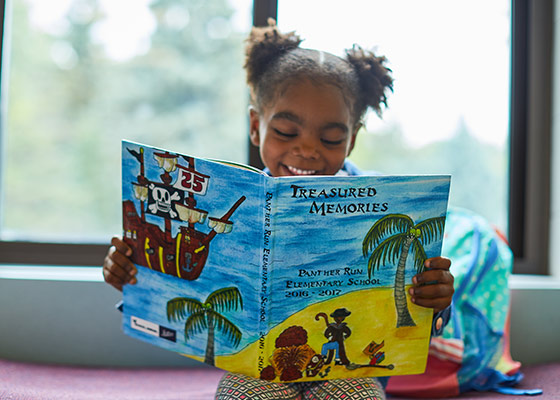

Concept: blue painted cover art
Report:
left=120, top=140, right=451, bottom=380
left=266, top=176, right=451, bottom=327
left=122, top=140, right=266, bottom=358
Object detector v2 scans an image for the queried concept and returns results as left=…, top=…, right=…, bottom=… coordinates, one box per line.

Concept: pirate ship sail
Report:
left=123, top=146, right=245, bottom=281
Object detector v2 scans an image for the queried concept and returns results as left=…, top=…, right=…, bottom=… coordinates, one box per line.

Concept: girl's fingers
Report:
left=410, top=265, right=454, bottom=312
left=397, top=258, right=455, bottom=313
left=410, top=296, right=450, bottom=313
left=103, top=256, right=137, bottom=290
left=410, top=282, right=454, bottom=300
left=103, top=266, right=124, bottom=292
left=111, top=236, right=132, bottom=257
left=414, top=269, right=454, bottom=286
left=424, top=256, right=451, bottom=270
left=108, top=246, right=136, bottom=275
left=103, top=242, right=137, bottom=291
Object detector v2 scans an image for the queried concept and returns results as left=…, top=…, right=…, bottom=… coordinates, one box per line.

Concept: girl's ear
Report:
left=346, top=123, right=362, bottom=156
left=249, top=107, right=261, bottom=147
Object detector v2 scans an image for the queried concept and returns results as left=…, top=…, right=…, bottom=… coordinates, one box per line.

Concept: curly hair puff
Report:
left=244, top=19, right=393, bottom=127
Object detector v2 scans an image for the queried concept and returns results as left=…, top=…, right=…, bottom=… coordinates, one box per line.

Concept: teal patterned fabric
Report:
left=441, top=207, right=523, bottom=393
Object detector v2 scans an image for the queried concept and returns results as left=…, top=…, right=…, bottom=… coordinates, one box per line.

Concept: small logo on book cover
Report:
left=130, top=316, right=176, bottom=342
left=159, top=326, right=176, bottom=342
left=131, top=316, right=159, bottom=337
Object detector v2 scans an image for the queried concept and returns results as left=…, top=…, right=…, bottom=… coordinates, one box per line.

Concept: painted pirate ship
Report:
left=123, top=146, right=245, bottom=281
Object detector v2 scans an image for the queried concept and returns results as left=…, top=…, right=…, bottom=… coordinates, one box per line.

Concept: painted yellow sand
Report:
left=203, top=286, right=433, bottom=382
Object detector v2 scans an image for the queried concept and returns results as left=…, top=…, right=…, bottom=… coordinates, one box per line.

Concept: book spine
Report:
left=257, top=179, right=275, bottom=377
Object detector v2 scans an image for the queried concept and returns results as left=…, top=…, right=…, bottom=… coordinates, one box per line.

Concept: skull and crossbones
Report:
left=148, top=184, right=180, bottom=218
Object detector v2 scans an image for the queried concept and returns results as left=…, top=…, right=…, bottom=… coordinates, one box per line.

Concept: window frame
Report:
left=248, top=0, right=276, bottom=170
left=0, top=0, right=554, bottom=274
left=508, top=0, right=554, bottom=274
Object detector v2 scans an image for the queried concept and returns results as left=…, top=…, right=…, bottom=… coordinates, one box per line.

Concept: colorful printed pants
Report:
left=215, top=373, right=385, bottom=400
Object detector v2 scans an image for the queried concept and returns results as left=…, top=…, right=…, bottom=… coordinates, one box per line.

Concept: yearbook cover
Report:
left=120, top=140, right=451, bottom=382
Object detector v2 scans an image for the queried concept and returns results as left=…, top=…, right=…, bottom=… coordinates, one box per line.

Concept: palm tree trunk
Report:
left=205, top=316, right=215, bottom=366
left=394, top=238, right=416, bottom=327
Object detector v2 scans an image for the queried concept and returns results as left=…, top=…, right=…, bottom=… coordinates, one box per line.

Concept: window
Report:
left=277, top=0, right=554, bottom=275
left=279, top=0, right=511, bottom=235
left=0, top=0, right=252, bottom=250
left=0, top=0, right=555, bottom=274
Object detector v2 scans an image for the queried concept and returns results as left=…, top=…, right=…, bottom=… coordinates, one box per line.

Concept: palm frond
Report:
left=184, top=310, right=208, bottom=341
left=167, top=297, right=203, bottom=322
left=362, top=214, right=413, bottom=256
left=411, top=238, right=428, bottom=273
left=366, top=233, right=408, bottom=277
left=207, top=310, right=243, bottom=347
left=206, top=287, right=243, bottom=313
left=414, top=217, right=446, bottom=246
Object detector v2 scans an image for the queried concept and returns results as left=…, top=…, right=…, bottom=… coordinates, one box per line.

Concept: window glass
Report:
left=1, top=0, right=251, bottom=242
left=279, top=0, right=511, bottom=233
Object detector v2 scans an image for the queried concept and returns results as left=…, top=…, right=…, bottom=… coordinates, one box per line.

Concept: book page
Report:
left=259, top=175, right=450, bottom=382
left=121, top=141, right=266, bottom=377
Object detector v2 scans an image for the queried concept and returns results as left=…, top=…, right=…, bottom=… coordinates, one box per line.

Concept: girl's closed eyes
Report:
left=320, top=134, right=347, bottom=146
left=272, top=128, right=297, bottom=139
left=272, top=128, right=346, bottom=147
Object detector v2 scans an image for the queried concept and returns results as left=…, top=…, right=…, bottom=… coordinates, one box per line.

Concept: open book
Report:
left=121, top=140, right=451, bottom=382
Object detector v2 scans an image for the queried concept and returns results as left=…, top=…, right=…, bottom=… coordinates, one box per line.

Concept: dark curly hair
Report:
left=244, top=19, right=393, bottom=128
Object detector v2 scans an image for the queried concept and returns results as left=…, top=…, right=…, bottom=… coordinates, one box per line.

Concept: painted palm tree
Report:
left=362, top=214, right=445, bottom=327
left=167, top=287, right=243, bottom=366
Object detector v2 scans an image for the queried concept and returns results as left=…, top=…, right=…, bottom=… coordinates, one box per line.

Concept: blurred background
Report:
left=1, top=0, right=509, bottom=243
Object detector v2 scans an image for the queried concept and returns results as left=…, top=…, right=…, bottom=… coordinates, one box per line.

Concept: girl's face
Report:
left=250, top=79, right=358, bottom=177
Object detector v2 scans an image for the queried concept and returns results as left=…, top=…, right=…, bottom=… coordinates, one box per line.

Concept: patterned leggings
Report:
left=215, top=373, right=385, bottom=400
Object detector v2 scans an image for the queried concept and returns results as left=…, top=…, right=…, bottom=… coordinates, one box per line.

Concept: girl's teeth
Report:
left=287, top=165, right=316, bottom=175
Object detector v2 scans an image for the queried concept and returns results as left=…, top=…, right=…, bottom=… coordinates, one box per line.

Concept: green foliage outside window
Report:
left=2, top=0, right=249, bottom=241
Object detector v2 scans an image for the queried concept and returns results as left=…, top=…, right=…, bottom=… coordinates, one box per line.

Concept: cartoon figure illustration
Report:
left=166, top=287, right=243, bottom=366
left=315, top=308, right=352, bottom=366
left=260, top=326, right=317, bottom=382
left=362, top=214, right=445, bottom=327
left=363, top=340, right=386, bottom=365
left=305, top=354, right=326, bottom=378
left=345, top=339, right=395, bottom=371
left=123, top=146, right=245, bottom=280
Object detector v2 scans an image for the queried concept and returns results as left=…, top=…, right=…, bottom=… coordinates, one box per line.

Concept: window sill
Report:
left=508, top=273, right=560, bottom=289
left=0, top=265, right=104, bottom=282
left=1, top=265, right=560, bottom=290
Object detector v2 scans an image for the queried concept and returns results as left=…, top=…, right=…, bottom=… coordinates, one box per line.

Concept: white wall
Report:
left=508, top=275, right=560, bottom=365
left=0, top=269, right=202, bottom=367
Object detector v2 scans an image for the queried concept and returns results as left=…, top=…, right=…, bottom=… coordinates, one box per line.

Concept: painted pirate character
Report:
left=315, top=308, right=352, bottom=366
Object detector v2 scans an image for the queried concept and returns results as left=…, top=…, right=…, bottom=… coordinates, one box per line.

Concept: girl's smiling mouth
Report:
left=284, top=165, right=318, bottom=176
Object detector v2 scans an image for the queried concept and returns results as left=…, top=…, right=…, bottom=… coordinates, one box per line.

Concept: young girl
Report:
left=104, top=21, right=454, bottom=400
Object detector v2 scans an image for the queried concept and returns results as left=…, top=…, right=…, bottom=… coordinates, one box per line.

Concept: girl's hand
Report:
left=102, top=236, right=137, bottom=291
left=409, top=256, right=454, bottom=313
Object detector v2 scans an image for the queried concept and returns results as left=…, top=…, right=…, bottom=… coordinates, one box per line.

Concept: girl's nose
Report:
left=293, top=136, right=319, bottom=159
